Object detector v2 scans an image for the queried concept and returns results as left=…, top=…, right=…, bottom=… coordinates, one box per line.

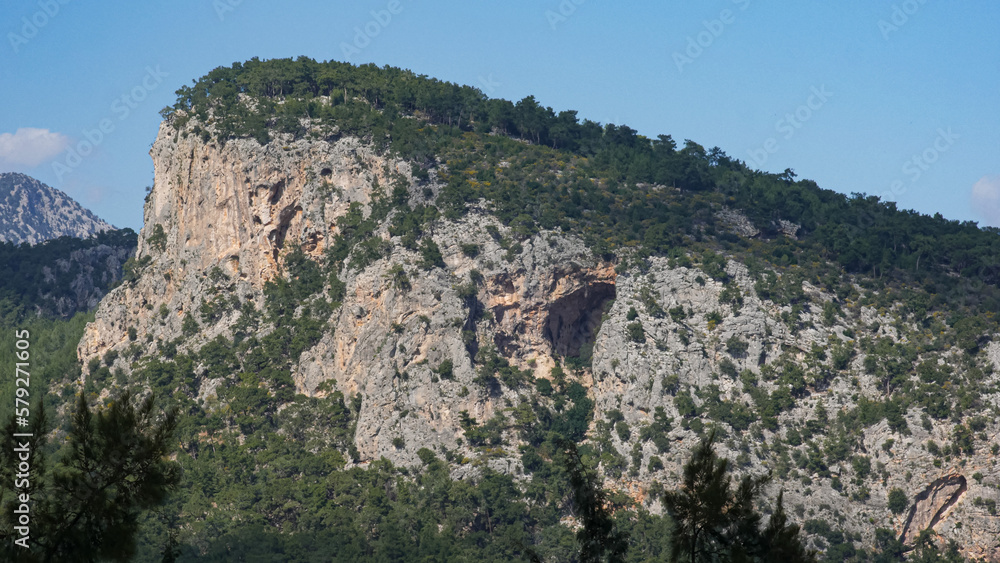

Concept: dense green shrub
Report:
left=887, top=488, right=909, bottom=515
left=626, top=322, right=646, bottom=343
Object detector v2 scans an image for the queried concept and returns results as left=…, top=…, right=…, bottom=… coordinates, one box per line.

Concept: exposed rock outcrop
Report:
left=900, top=474, right=967, bottom=545
left=42, top=243, right=134, bottom=316
left=0, top=173, right=113, bottom=244
left=77, top=120, right=1000, bottom=560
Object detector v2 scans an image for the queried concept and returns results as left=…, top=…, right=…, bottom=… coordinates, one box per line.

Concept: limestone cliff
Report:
left=78, top=121, right=1000, bottom=559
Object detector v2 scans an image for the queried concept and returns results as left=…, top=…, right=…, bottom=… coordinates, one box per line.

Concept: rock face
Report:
left=901, top=474, right=967, bottom=545
left=78, top=123, right=395, bottom=364
left=79, top=121, right=618, bottom=463
left=0, top=173, right=113, bottom=244
left=42, top=243, right=135, bottom=316
left=78, top=122, right=1000, bottom=559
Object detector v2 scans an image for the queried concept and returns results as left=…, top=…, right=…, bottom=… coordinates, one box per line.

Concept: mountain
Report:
left=0, top=228, right=136, bottom=319
left=0, top=172, right=114, bottom=244
left=72, top=58, right=999, bottom=561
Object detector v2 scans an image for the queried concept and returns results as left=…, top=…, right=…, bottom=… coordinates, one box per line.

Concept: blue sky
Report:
left=1, top=0, right=997, bottom=231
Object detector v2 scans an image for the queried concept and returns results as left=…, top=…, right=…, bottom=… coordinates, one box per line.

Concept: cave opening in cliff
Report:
left=544, top=282, right=616, bottom=360
left=268, top=179, right=286, bottom=205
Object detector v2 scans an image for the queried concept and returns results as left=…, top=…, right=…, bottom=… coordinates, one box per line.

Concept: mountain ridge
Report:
left=73, top=58, right=1000, bottom=560
left=0, top=172, right=115, bottom=244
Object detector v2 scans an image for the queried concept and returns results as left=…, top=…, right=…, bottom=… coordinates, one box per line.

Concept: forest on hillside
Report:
left=0, top=58, right=991, bottom=561
left=0, top=229, right=136, bottom=321
left=164, top=56, right=1000, bottom=308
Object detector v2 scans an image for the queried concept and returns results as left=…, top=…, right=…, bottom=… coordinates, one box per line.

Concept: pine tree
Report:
left=0, top=391, right=180, bottom=562
left=662, top=429, right=815, bottom=563
left=758, top=491, right=814, bottom=561
left=562, top=440, right=629, bottom=563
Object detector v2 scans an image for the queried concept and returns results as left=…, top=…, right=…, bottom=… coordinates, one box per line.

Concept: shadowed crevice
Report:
left=543, top=282, right=616, bottom=357
left=899, top=474, right=967, bottom=545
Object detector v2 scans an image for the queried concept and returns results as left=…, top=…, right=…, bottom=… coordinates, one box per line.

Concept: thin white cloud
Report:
left=0, top=127, right=70, bottom=168
left=971, top=175, right=1000, bottom=226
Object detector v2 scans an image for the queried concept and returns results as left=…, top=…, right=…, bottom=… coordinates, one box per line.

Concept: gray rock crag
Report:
left=77, top=120, right=1000, bottom=560
left=0, top=173, right=113, bottom=244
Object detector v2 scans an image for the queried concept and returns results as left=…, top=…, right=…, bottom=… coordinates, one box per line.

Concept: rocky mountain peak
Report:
left=0, top=172, right=114, bottom=244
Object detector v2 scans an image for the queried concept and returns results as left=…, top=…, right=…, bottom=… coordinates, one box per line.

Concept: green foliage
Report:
left=626, top=322, right=645, bottom=343
left=725, top=335, right=749, bottom=357
left=887, top=488, right=909, bottom=515
left=615, top=421, right=631, bottom=442
left=435, top=359, right=454, bottom=380
left=388, top=202, right=437, bottom=250
left=455, top=281, right=478, bottom=301
left=952, top=315, right=988, bottom=354
left=719, top=283, right=743, bottom=313
left=674, top=391, right=698, bottom=419
left=198, top=294, right=233, bottom=324
left=207, top=265, right=229, bottom=285
left=475, top=347, right=532, bottom=391
left=419, top=238, right=445, bottom=269
left=535, top=377, right=553, bottom=396
left=147, top=224, right=167, bottom=252
left=388, top=264, right=411, bottom=291
left=417, top=448, right=436, bottom=465
left=705, top=311, right=723, bottom=329
left=199, top=335, right=238, bottom=379
left=460, top=243, right=480, bottom=258
left=0, top=392, right=180, bottom=561
left=973, top=496, right=997, bottom=516
left=700, top=251, right=729, bottom=282
left=638, top=285, right=665, bottom=318
left=926, top=440, right=942, bottom=457
left=283, top=246, right=323, bottom=297
left=181, top=313, right=199, bottom=337
left=830, top=341, right=854, bottom=371
left=348, top=236, right=391, bottom=271
left=638, top=407, right=673, bottom=454
left=560, top=441, right=629, bottom=563
left=458, top=410, right=505, bottom=448
left=852, top=455, right=871, bottom=479
left=951, top=423, right=975, bottom=456
left=669, top=305, right=687, bottom=322
left=661, top=430, right=815, bottom=562
left=906, top=530, right=965, bottom=563
left=327, top=271, right=347, bottom=305
left=648, top=456, right=664, bottom=472
left=705, top=395, right=753, bottom=432
left=0, top=229, right=135, bottom=321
